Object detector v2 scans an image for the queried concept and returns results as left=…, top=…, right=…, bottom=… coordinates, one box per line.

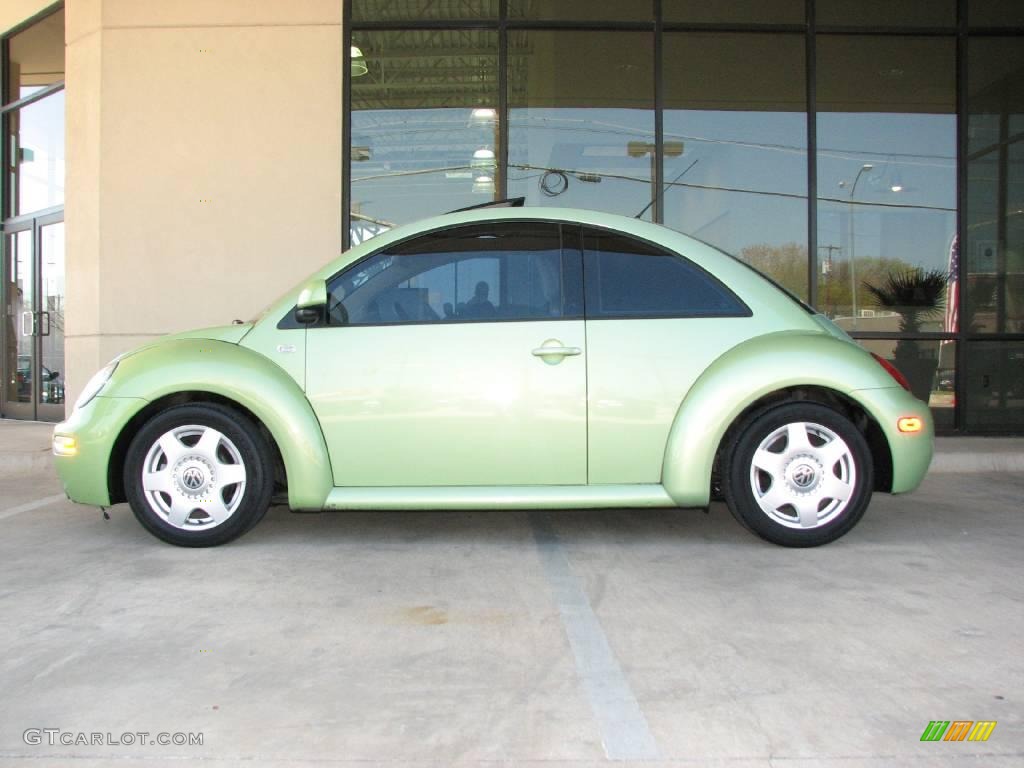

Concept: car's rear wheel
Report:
left=723, top=403, right=873, bottom=547
left=124, top=403, right=273, bottom=546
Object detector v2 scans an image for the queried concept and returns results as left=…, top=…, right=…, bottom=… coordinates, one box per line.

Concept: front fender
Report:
left=104, top=339, right=332, bottom=510
left=661, top=332, right=910, bottom=507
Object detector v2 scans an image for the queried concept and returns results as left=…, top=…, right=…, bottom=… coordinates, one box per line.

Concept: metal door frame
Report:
left=1, top=205, right=65, bottom=421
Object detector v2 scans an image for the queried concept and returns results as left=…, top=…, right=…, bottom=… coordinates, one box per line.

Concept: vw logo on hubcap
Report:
left=791, top=464, right=816, bottom=488
left=181, top=466, right=205, bottom=491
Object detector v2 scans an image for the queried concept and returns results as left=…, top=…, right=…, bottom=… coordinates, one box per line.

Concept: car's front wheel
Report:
left=723, top=403, right=873, bottom=547
left=124, top=403, right=273, bottom=546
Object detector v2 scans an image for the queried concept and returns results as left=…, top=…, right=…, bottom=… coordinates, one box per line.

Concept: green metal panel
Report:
left=324, top=483, right=674, bottom=510
left=661, top=330, right=934, bottom=507
left=586, top=317, right=790, bottom=484
left=848, top=385, right=934, bottom=493
left=239, top=320, right=307, bottom=390
left=53, top=395, right=148, bottom=506
left=306, top=321, right=587, bottom=486
left=95, top=339, right=332, bottom=510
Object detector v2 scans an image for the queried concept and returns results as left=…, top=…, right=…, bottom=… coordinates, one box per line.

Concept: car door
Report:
left=306, top=221, right=587, bottom=487
left=580, top=226, right=753, bottom=484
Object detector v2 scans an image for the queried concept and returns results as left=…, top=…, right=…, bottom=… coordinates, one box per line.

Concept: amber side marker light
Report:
left=52, top=435, right=78, bottom=456
left=897, top=417, right=923, bottom=433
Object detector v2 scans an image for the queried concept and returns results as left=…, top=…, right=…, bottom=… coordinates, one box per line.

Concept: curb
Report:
left=929, top=453, right=1024, bottom=474
left=0, top=452, right=54, bottom=478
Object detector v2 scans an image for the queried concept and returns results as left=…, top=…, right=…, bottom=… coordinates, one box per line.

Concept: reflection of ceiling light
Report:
left=471, top=148, right=496, bottom=170
left=878, top=67, right=904, bottom=79
left=472, top=174, right=495, bottom=194
left=469, top=107, right=497, bottom=126
left=351, top=46, right=368, bottom=77
left=890, top=184, right=903, bottom=192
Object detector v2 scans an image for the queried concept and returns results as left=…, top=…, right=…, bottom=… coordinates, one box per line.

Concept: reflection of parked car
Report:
left=16, top=355, right=64, bottom=403
left=54, top=206, right=934, bottom=549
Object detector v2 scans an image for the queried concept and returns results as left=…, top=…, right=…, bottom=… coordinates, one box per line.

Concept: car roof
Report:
left=255, top=206, right=819, bottom=331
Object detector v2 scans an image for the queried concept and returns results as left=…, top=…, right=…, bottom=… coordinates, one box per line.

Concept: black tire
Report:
left=723, top=402, right=873, bottom=547
left=123, top=403, right=274, bottom=547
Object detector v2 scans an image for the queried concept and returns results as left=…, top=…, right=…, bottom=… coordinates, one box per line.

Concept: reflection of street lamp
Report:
left=469, top=108, right=497, bottom=126
left=628, top=140, right=683, bottom=219
left=350, top=46, right=368, bottom=77
left=471, top=147, right=496, bottom=170
left=838, top=163, right=873, bottom=327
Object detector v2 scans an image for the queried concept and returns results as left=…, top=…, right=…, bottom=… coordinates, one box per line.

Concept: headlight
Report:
left=73, top=360, right=119, bottom=412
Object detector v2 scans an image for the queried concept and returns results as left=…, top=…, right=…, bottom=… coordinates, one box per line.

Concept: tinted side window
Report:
left=326, top=223, right=578, bottom=325
left=583, top=229, right=748, bottom=318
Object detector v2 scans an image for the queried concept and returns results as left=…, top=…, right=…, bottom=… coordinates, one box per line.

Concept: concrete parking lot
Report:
left=0, top=434, right=1022, bottom=767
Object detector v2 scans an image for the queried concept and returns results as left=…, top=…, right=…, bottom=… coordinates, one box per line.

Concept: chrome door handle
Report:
left=39, top=311, right=51, bottom=336
left=531, top=345, right=581, bottom=358
left=20, top=311, right=35, bottom=337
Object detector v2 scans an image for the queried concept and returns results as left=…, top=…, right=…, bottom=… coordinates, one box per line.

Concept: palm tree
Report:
left=862, top=268, right=948, bottom=402
left=862, top=268, right=948, bottom=335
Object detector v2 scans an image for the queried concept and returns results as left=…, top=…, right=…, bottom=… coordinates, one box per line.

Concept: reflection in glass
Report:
left=352, top=0, right=497, bottom=22
left=507, top=31, right=655, bottom=219
left=966, top=38, right=1024, bottom=335
left=508, top=1, right=651, bottom=22
left=965, top=342, right=1024, bottom=430
left=663, top=33, right=808, bottom=298
left=663, top=0, right=803, bottom=25
left=328, top=223, right=567, bottom=324
left=7, top=92, right=66, bottom=217
left=349, top=30, right=499, bottom=243
left=40, top=222, right=65, bottom=407
left=969, top=1, right=1024, bottom=28
left=858, top=339, right=956, bottom=429
left=5, top=8, right=64, bottom=103
left=4, top=231, right=33, bottom=405
left=815, top=0, right=954, bottom=28
left=815, top=36, right=956, bottom=332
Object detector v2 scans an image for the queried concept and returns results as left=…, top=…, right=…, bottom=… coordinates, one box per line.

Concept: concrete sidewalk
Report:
left=0, top=419, right=55, bottom=477
left=2, top=417, right=1022, bottom=478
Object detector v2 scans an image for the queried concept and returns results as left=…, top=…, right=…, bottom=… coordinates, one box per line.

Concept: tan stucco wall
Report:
left=0, top=0, right=56, bottom=35
left=62, top=0, right=343, bottom=406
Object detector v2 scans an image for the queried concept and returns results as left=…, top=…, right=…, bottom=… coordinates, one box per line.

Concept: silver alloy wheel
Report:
left=140, top=424, right=247, bottom=530
left=748, top=421, right=856, bottom=530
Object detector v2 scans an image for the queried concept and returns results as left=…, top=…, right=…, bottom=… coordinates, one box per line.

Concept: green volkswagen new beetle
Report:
left=53, top=206, right=933, bottom=548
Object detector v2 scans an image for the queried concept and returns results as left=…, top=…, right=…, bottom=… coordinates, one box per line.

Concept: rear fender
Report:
left=661, top=332, right=901, bottom=507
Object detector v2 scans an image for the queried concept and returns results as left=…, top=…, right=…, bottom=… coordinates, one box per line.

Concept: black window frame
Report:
left=577, top=225, right=752, bottom=320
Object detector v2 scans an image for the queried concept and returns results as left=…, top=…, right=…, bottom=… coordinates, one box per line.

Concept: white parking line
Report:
left=0, top=493, right=66, bottom=521
left=530, top=512, right=661, bottom=761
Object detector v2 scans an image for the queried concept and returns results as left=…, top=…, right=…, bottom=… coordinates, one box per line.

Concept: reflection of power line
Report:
left=354, top=113, right=955, bottom=165
left=353, top=161, right=956, bottom=213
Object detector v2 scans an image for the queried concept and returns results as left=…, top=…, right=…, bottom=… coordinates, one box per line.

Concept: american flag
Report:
left=945, top=234, right=959, bottom=334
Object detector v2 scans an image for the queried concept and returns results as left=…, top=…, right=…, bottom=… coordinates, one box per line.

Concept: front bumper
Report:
left=851, top=386, right=934, bottom=494
left=52, top=396, right=148, bottom=506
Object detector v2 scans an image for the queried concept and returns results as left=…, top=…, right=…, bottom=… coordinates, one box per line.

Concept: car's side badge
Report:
left=277, top=344, right=296, bottom=354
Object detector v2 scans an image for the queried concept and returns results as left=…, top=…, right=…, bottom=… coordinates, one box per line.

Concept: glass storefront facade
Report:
left=346, top=0, right=1024, bottom=433
left=1, top=4, right=66, bottom=421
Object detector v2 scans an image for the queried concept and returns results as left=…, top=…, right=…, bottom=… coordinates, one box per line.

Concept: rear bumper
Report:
left=851, top=386, right=934, bottom=494
left=52, top=396, right=147, bottom=506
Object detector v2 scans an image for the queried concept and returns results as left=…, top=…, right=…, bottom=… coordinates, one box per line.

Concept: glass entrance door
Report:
left=1, top=211, right=65, bottom=421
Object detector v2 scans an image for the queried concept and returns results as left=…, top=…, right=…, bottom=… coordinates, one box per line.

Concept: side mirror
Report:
left=294, top=278, right=327, bottom=325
